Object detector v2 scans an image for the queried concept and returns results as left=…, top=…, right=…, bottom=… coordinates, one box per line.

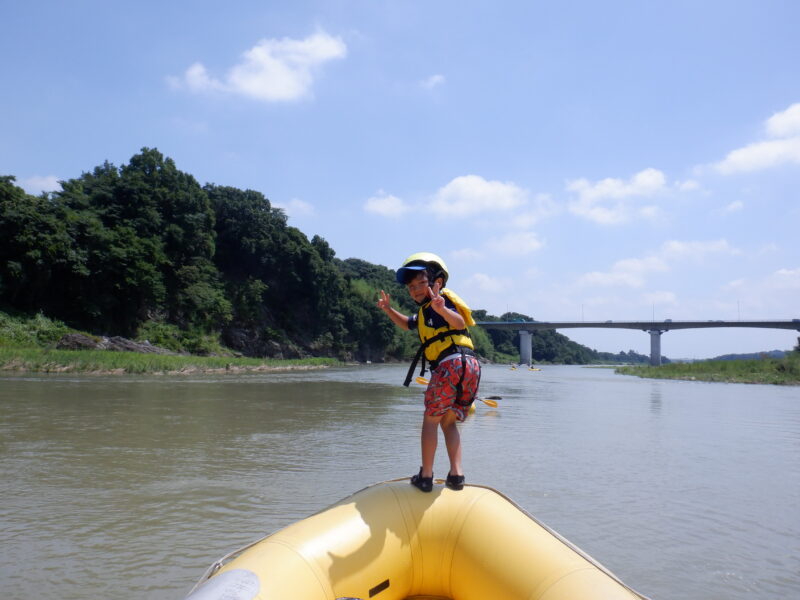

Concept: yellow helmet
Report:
left=395, top=252, right=449, bottom=286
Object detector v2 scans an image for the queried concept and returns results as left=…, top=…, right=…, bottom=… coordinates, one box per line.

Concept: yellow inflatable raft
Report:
left=186, top=480, right=649, bottom=600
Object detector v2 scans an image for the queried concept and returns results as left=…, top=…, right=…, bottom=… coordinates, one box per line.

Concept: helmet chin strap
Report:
left=427, top=267, right=446, bottom=288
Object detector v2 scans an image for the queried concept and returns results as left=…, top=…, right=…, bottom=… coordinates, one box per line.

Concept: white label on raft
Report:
left=185, top=569, right=260, bottom=600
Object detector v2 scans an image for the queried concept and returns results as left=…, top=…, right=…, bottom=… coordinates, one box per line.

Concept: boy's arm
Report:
left=377, top=290, right=410, bottom=330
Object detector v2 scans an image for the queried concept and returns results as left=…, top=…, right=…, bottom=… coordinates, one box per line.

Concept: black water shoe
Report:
left=410, top=468, right=433, bottom=492
left=445, top=472, right=465, bottom=490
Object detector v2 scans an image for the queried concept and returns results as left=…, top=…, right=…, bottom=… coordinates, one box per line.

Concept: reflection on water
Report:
left=1, top=365, right=799, bottom=599
left=649, top=382, right=663, bottom=414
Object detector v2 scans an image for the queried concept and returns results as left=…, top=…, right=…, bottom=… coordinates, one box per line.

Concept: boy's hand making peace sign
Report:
left=376, top=289, right=391, bottom=311
left=427, top=281, right=465, bottom=330
left=429, top=281, right=445, bottom=312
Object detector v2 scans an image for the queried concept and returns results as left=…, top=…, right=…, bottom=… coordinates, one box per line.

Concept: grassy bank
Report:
left=616, top=354, right=800, bottom=385
left=0, top=346, right=339, bottom=374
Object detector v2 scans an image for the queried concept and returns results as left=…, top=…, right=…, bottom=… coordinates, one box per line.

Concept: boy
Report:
left=377, top=252, right=481, bottom=492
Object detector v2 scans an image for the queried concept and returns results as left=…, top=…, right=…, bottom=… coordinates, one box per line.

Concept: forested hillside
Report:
left=1, top=148, right=650, bottom=364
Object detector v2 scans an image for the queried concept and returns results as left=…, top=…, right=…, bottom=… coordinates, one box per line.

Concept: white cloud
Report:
left=675, top=179, right=700, bottom=191
left=659, top=239, right=739, bottom=261
left=452, top=247, right=483, bottom=260
left=567, top=168, right=667, bottom=224
left=722, top=200, right=744, bottom=213
left=467, top=272, right=510, bottom=292
left=615, top=256, right=669, bottom=274
left=579, top=256, right=669, bottom=288
left=771, top=267, right=800, bottom=289
left=364, top=174, right=536, bottom=222
left=638, top=205, right=662, bottom=220
left=170, top=31, right=346, bottom=102
left=430, top=175, right=528, bottom=217
left=578, top=239, right=739, bottom=289
left=509, top=194, right=559, bottom=228
left=20, top=175, right=60, bottom=195
left=723, top=278, right=746, bottom=291
left=363, top=191, right=410, bottom=218
left=179, top=62, right=223, bottom=93
left=713, top=102, right=800, bottom=174
left=568, top=168, right=666, bottom=201
left=766, top=102, right=800, bottom=138
left=486, top=231, right=544, bottom=256
left=421, top=74, right=445, bottom=89
left=714, top=137, right=800, bottom=174
left=719, top=267, right=800, bottom=317
left=274, top=198, right=315, bottom=217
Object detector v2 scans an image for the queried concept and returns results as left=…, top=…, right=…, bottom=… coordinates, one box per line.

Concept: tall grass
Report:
left=0, top=311, right=72, bottom=346
left=616, top=354, right=800, bottom=385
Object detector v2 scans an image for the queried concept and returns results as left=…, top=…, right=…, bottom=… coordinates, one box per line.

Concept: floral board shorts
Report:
left=424, top=354, right=481, bottom=422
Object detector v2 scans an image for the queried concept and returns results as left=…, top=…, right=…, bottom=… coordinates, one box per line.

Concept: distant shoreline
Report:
left=615, top=355, right=800, bottom=385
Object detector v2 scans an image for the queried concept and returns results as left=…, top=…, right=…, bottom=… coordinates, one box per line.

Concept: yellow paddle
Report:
left=414, top=376, right=500, bottom=408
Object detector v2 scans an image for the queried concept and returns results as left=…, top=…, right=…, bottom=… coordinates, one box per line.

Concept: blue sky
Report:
left=2, top=1, right=799, bottom=359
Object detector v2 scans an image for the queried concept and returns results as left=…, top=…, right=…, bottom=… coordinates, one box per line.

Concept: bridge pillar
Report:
left=647, top=330, right=664, bottom=366
left=519, top=330, right=532, bottom=366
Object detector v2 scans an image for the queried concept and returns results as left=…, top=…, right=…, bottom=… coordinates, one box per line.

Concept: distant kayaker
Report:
left=377, top=252, right=481, bottom=492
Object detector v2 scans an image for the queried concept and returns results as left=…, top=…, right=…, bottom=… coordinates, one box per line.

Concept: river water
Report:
left=1, top=364, right=798, bottom=599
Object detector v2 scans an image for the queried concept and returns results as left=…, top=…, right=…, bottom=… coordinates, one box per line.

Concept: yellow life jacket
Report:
left=403, top=288, right=476, bottom=386
left=415, top=288, right=475, bottom=362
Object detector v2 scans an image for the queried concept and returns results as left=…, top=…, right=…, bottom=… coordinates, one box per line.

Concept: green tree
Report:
left=206, top=184, right=291, bottom=327
left=118, top=149, right=228, bottom=329
left=0, top=176, right=82, bottom=315
left=52, top=163, right=167, bottom=333
left=207, top=184, right=360, bottom=357
left=50, top=150, right=229, bottom=334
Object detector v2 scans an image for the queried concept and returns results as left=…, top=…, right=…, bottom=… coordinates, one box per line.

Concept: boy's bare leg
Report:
left=440, top=410, right=463, bottom=476
left=420, top=414, right=442, bottom=477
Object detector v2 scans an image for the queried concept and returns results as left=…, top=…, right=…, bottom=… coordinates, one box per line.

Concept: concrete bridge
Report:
left=475, top=320, right=800, bottom=365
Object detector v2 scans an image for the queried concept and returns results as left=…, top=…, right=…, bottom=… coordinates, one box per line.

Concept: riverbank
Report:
left=0, top=346, right=340, bottom=375
left=616, top=354, right=800, bottom=385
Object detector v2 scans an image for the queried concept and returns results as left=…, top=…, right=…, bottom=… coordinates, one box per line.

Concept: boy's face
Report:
left=406, top=272, right=430, bottom=304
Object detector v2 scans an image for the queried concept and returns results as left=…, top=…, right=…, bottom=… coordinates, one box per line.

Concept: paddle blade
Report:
left=479, top=397, right=499, bottom=408
left=415, top=376, right=429, bottom=385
